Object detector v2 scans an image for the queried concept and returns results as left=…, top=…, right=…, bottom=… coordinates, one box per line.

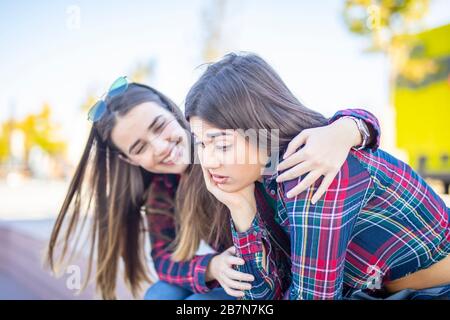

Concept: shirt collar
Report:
left=152, top=173, right=180, bottom=189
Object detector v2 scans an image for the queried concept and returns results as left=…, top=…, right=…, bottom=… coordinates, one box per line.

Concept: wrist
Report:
left=205, top=255, right=217, bottom=282
left=335, top=116, right=363, bottom=148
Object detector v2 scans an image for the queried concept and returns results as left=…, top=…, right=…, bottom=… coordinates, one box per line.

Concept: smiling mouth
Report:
left=161, top=142, right=182, bottom=165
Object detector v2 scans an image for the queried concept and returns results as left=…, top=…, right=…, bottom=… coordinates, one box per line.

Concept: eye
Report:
left=216, top=145, right=231, bottom=151
left=154, top=119, right=167, bottom=133
left=135, top=142, right=148, bottom=155
left=193, top=136, right=207, bottom=148
left=215, top=140, right=232, bottom=151
left=194, top=140, right=205, bottom=148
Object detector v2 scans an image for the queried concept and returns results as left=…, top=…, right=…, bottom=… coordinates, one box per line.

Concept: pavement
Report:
left=0, top=178, right=448, bottom=300
left=0, top=272, right=40, bottom=300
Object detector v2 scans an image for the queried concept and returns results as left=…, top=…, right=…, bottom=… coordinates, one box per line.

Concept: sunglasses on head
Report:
left=87, top=76, right=129, bottom=122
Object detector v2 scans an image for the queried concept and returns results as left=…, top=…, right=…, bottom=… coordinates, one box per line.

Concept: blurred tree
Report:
left=343, top=0, right=433, bottom=83
left=129, top=59, right=156, bottom=83
left=80, top=59, right=157, bottom=114
left=80, top=93, right=98, bottom=114
left=0, top=120, right=12, bottom=163
left=201, top=0, right=228, bottom=62
left=16, top=103, right=67, bottom=170
left=344, top=0, right=450, bottom=180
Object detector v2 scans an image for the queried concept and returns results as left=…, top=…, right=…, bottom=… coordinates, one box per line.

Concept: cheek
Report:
left=196, top=147, right=206, bottom=164
left=228, top=164, right=260, bottom=184
left=135, top=152, right=157, bottom=171
left=244, top=164, right=263, bottom=182
left=217, top=166, right=258, bottom=193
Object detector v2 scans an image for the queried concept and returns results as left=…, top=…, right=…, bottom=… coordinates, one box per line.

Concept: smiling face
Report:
left=189, top=116, right=269, bottom=193
left=111, top=101, right=190, bottom=174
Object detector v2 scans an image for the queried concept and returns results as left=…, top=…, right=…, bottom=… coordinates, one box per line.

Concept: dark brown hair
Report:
left=172, top=164, right=232, bottom=261
left=183, top=52, right=328, bottom=243
left=185, top=52, right=327, bottom=149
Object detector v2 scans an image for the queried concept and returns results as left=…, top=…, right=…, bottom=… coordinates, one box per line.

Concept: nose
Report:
left=199, top=145, right=221, bottom=169
left=150, top=137, right=171, bottom=159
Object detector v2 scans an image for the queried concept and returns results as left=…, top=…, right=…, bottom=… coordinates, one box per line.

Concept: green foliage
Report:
left=0, top=103, right=67, bottom=165
left=343, top=0, right=430, bottom=51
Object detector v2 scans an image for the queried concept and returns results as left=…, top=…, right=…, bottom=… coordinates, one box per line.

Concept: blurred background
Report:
left=0, top=0, right=449, bottom=299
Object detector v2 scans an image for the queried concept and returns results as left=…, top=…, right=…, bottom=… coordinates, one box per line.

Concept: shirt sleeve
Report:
left=281, top=154, right=373, bottom=299
left=328, top=108, right=381, bottom=150
left=230, top=213, right=286, bottom=300
left=146, top=176, right=220, bottom=293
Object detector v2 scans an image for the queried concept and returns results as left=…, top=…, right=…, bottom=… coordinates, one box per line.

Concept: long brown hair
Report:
left=183, top=52, right=328, bottom=241
left=46, top=83, right=189, bottom=299
left=171, top=164, right=231, bottom=261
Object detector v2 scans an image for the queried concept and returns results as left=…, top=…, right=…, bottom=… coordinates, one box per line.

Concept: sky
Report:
left=1, top=0, right=449, bottom=159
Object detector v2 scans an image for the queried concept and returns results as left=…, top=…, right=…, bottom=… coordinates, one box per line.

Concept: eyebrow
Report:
left=206, top=131, right=232, bottom=139
left=128, top=115, right=164, bottom=154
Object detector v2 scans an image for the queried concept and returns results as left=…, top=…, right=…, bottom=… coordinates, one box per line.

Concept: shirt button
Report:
left=270, top=189, right=276, bottom=195
left=253, top=231, right=258, bottom=236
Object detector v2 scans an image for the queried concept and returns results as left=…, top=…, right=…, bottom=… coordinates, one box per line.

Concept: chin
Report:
left=146, top=163, right=187, bottom=175
left=216, top=181, right=244, bottom=193
left=173, top=163, right=188, bottom=174
left=164, top=163, right=188, bottom=174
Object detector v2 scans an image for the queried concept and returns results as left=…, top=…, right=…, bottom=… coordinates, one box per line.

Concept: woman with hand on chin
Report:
left=46, top=77, right=379, bottom=300
left=185, top=52, right=450, bottom=300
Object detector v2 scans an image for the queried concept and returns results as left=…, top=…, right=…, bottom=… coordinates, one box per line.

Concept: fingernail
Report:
left=286, top=192, right=292, bottom=198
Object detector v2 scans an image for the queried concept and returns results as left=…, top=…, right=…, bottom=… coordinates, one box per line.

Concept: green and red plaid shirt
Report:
left=145, top=109, right=383, bottom=294
left=231, top=109, right=450, bottom=300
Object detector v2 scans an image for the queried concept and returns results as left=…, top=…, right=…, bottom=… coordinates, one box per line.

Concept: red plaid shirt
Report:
left=144, top=109, right=381, bottom=294
left=231, top=110, right=450, bottom=300
left=145, top=173, right=225, bottom=293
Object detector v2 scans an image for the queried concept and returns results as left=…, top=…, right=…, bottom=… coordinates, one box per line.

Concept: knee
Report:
left=143, top=281, right=192, bottom=300
left=186, top=288, right=236, bottom=300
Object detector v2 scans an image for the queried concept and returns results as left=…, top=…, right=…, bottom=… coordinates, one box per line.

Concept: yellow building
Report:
left=394, top=23, right=450, bottom=192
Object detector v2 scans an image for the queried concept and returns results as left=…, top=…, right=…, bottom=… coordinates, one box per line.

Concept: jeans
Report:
left=345, top=283, right=450, bottom=300
left=145, top=281, right=450, bottom=300
left=143, top=281, right=236, bottom=300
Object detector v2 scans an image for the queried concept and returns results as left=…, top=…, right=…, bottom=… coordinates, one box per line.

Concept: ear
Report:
left=118, top=153, right=138, bottom=166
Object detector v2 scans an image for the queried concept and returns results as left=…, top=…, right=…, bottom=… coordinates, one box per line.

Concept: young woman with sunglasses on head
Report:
left=185, top=52, right=450, bottom=300
left=46, top=76, right=381, bottom=299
